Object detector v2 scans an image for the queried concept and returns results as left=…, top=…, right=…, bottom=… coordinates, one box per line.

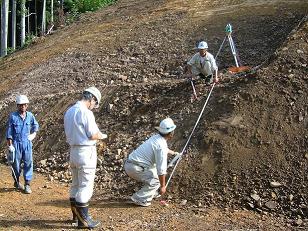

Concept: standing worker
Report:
left=6, top=95, right=39, bottom=194
left=124, top=118, right=180, bottom=207
left=187, top=41, right=219, bottom=84
left=64, top=87, right=107, bottom=229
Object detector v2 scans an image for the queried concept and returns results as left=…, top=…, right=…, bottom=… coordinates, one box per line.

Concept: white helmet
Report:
left=84, top=87, right=101, bottom=108
left=197, top=41, right=208, bottom=49
left=16, top=95, right=29, bottom=104
left=155, top=118, right=176, bottom=134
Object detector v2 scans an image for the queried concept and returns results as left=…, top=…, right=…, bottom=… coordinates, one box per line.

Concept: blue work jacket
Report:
left=6, top=111, right=39, bottom=142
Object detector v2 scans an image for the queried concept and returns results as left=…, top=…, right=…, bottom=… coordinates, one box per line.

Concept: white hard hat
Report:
left=84, top=87, right=101, bottom=108
left=155, top=118, right=176, bottom=134
left=16, top=95, right=29, bottom=104
left=197, top=41, right=208, bottom=49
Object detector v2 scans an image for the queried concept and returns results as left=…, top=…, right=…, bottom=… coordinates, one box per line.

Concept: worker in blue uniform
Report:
left=6, top=95, right=39, bottom=194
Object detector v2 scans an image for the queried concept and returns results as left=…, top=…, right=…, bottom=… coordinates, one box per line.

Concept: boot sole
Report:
left=77, top=222, right=101, bottom=229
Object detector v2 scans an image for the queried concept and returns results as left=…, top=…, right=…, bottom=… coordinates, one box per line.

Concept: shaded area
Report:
left=0, top=219, right=73, bottom=230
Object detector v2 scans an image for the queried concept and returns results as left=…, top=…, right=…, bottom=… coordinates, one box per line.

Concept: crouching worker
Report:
left=64, top=87, right=107, bottom=229
left=124, top=118, right=179, bottom=207
left=187, top=41, right=219, bottom=84
left=6, top=95, right=39, bottom=194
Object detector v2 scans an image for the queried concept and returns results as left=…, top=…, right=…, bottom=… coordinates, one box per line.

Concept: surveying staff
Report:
left=187, top=41, right=219, bottom=84
left=64, top=87, right=107, bottom=229
left=124, top=118, right=179, bottom=207
left=6, top=95, right=39, bottom=194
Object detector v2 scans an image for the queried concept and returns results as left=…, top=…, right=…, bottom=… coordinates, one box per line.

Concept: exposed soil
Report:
left=0, top=164, right=288, bottom=230
left=0, top=0, right=307, bottom=230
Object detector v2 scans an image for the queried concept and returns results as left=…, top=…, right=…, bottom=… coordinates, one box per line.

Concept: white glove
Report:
left=168, top=152, right=182, bottom=168
left=98, top=132, right=108, bottom=140
left=8, top=145, right=15, bottom=153
left=28, top=132, right=37, bottom=141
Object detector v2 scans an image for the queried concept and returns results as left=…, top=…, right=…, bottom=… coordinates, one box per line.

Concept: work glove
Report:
left=8, top=145, right=15, bottom=153
left=28, top=132, right=37, bottom=141
left=98, top=132, right=108, bottom=140
left=7, top=145, right=15, bottom=165
left=168, top=152, right=182, bottom=168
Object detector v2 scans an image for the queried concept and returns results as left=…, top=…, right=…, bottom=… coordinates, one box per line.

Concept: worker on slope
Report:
left=187, top=41, right=219, bottom=84
left=64, top=87, right=107, bottom=229
left=6, top=95, right=39, bottom=194
left=124, top=118, right=180, bottom=207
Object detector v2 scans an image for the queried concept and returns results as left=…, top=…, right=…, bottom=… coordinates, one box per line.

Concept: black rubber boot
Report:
left=70, top=198, right=78, bottom=224
left=75, top=202, right=100, bottom=229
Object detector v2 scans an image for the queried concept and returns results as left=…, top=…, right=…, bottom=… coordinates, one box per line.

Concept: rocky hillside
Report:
left=0, top=0, right=307, bottom=226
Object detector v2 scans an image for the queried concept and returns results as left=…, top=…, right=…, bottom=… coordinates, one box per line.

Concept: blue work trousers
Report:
left=12, top=140, right=33, bottom=182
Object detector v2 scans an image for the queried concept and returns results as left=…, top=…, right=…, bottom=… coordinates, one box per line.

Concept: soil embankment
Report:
left=0, top=0, right=307, bottom=230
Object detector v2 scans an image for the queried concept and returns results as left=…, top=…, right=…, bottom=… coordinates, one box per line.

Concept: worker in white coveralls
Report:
left=64, top=87, right=107, bottom=229
left=187, top=41, right=219, bottom=84
left=6, top=95, right=39, bottom=194
left=124, top=118, right=180, bottom=207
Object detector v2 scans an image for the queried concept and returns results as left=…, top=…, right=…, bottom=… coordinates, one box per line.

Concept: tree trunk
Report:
left=41, top=0, right=46, bottom=35
left=20, top=0, right=26, bottom=47
left=1, top=0, right=9, bottom=57
left=11, top=0, right=16, bottom=50
left=50, top=0, right=53, bottom=25
left=35, top=0, right=38, bottom=36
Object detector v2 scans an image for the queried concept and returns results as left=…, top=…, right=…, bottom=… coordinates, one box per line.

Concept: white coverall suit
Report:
left=124, top=134, right=168, bottom=203
left=64, top=101, right=100, bottom=203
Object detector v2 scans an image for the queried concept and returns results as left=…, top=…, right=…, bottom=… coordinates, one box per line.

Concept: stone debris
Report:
left=270, top=182, right=282, bottom=188
left=265, top=201, right=278, bottom=210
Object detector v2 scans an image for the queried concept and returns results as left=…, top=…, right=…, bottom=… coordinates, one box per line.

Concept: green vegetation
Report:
left=24, top=33, right=36, bottom=47
left=0, top=0, right=116, bottom=57
left=65, top=0, right=115, bottom=14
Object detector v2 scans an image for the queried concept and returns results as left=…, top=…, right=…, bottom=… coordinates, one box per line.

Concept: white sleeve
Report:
left=84, top=111, right=100, bottom=138
left=154, top=146, right=168, bottom=175
left=209, top=53, right=218, bottom=71
left=187, top=53, right=198, bottom=66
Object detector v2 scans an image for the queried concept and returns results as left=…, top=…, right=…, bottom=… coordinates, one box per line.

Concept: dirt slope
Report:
left=174, top=16, right=308, bottom=215
left=0, top=0, right=307, bottom=230
left=0, top=165, right=289, bottom=231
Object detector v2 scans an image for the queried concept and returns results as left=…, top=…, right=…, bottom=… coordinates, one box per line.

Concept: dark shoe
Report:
left=199, top=73, right=206, bottom=79
left=24, top=184, right=32, bottom=194
left=70, top=198, right=78, bottom=225
left=14, top=182, right=24, bottom=191
left=199, top=74, right=213, bottom=85
left=75, top=202, right=100, bottom=229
